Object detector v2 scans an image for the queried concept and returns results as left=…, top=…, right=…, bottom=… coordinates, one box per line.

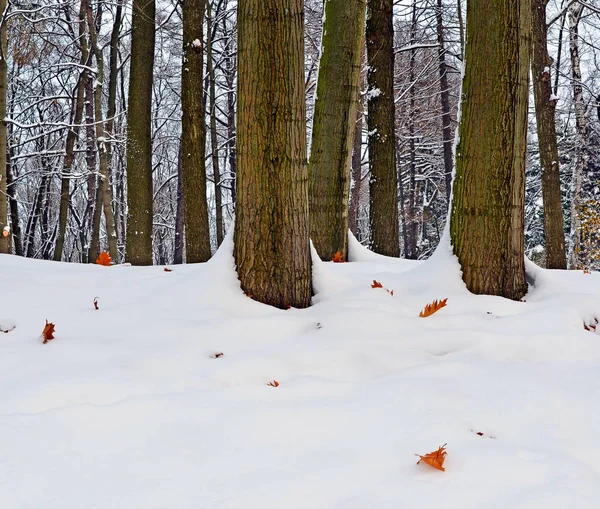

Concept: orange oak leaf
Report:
left=416, top=444, right=447, bottom=471
left=42, top=320, right=55, bottom=344
left=372, top=280, right=383, bottom=289
left=331, top=251, right=345, bottom=263
left=95, top=251, right=112, bottom=266
left=267, top=380, right=279, bottom=387
left=419, top=298, right=448, bottom=318
left=164, top=267, right=172, bottom=272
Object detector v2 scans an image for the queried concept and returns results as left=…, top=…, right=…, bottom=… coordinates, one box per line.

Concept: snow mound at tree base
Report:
left=0, top=244, right=599, bottom=509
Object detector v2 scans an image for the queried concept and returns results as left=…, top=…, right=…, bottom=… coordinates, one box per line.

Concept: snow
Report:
left=1, top=237, right=600, bottom=508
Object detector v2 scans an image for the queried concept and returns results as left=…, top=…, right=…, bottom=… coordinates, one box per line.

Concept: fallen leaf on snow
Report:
left=371, top=280, right=383, bottom=289
left=42, top=320, right=56, bottom=344
left=93, top=297, right=99, bottom=310
left=331, top=251, right=345, bottom=263
left=95, top=251, right=112, bottom=266
left=164, top=267, right=172, bottom=272
left=419, top=298, right=448, bottom=318
left=212, top=352, right=224, bottom=358
left=416, top=444, right=447, bottom=471
left=267, top=380, right=279, bottom=387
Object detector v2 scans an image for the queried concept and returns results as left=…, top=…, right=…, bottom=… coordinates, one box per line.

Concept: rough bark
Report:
left=234, top=0, right=312, bottom=309
left=308, top=0, right=366, bottom=261
left=531, top=0, right=567, bottom=269
left=0, top=0, right=8, bottom=254
left=126, top=0, right=155, bottom=265
left=207, top=1, right=223, bottom=247
left=181, top=0, right=211, bottom=263
left=366, top=0, right=400, bottom=257
left=54, top=0, right=89, bottom=261
left=450, top=0, right=531, bottom=300
left=568, top=5, right=587, bottom=269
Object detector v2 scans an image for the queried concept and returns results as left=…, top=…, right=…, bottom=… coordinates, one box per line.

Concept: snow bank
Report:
left=0, top=248, right=599, bottom=508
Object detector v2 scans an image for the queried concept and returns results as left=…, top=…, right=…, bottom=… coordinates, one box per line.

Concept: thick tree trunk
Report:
left=450, top=0, right=530, bottom=300
left=54, top=0, right=89, bottom=261
left=126, top=0, right=155, bottom=265
left=531, top=0, right=567, bottom=269
left=0, top=0, right=8, bottom=254
left=366, top=0, right=400, bottom=257
left=308, top=0, right=366, bottom=261
left=207, top=1, right=223, bottom=247
left=234, top=0, right=312, bottom=309
left=181, top=0, right=211, bottom=262
left=436, top=0, right=453, bottom=205
left=568, top=5, right=587, bottom=269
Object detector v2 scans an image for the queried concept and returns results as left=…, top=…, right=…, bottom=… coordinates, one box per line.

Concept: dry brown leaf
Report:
left=416, top=444, right=447, bottom=471
left=213, top=352, right=224, bottom=358
left=372, top=280, right=383, bottom=289
left=331, top=251, right=345, bottom=263
left=95, top=251, right=112, bottom=266
left=93, top=297, right=99, bottom=310
left=584, top=317, right=599, bottom=332
left=419, top=298, right=448, bottom=318
left=42, top=320, right=56, bottom=344
left=164, top=267, right=173, bottom=272
left=267, top=380, right=279, bottom=387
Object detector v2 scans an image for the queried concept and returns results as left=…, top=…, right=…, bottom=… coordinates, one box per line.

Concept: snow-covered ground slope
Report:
left=1, top=235, right=599, bottom=509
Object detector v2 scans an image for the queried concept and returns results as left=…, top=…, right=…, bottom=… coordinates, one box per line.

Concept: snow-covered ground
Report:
left=1, top=235, right=599, bottom=508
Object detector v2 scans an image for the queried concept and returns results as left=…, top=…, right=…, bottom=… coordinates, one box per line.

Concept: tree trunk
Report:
left=366, top=0, right=400, bottom=257
left=54, top=0, right=89, bottom=261
left=87, top=0, right=118, bottom=263
left=0, top=0, right=8, bottom=254
left=405, top=0, right=418, bottom=259
left=223, top=13, right=237, bottom=207
left=568, top=5, right=587, bottom=269
left=6, top=154, right=22, bottom=256
left=181, top=0, right=211, bottom=262
left=234, top=0, right=312, bottom=309
left=126, top=0, right=155, bottom=265
left=308, top=0, right=366, bottom=261
left=106, top=0, right=123, bottom=257
left=531, top=0, right=566, bottom=269
left=436, top=0, right=453, bottom=205
left=84, top=78, right=97, bottom=262
left=207, top=1, right=223, bottom=247
left=348, top=87, right=364, bottom=237
left=450, top=0, right=530, bottom=300
left=174, top=142, right=184, bottom=264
